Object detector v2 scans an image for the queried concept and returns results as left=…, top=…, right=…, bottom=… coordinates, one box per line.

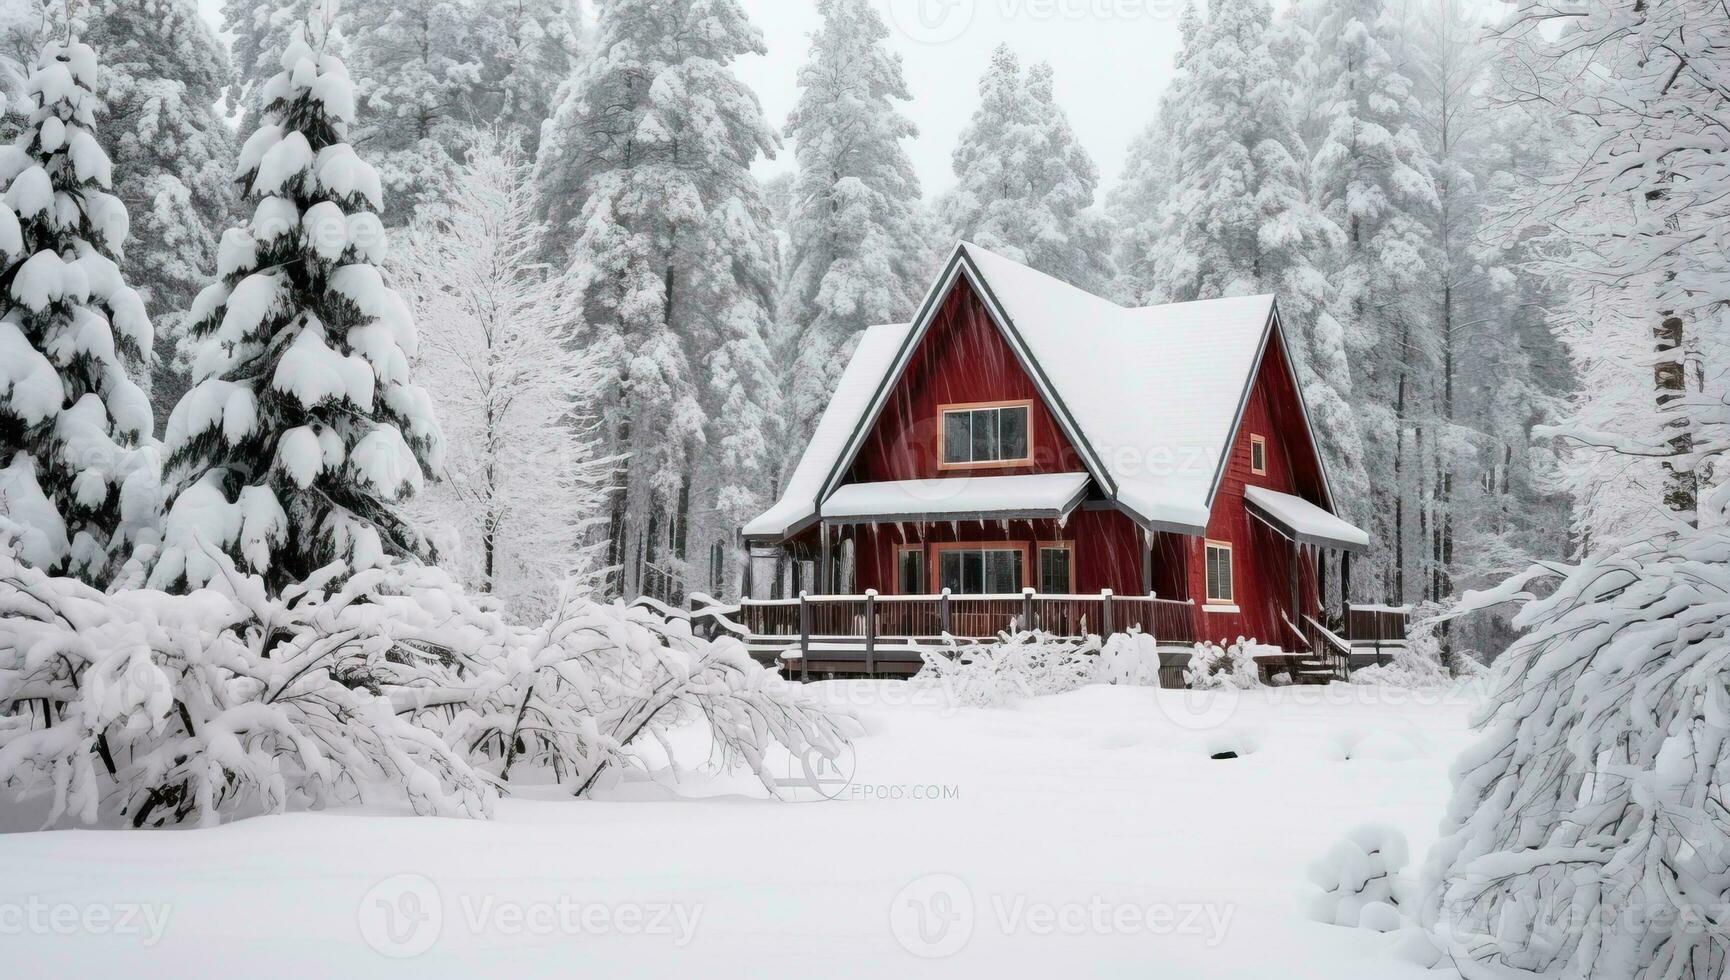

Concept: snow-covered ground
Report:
left=1, top=681, right=1479, bottom=977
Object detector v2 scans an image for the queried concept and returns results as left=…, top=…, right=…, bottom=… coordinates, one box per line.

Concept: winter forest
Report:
left=3, top=0, right=1730, bottom=976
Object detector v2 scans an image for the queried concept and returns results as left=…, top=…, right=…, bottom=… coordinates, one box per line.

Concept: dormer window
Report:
left=940, top=401, right=1032, bottom=468
left=1250, top=434, right=1267, bottom=475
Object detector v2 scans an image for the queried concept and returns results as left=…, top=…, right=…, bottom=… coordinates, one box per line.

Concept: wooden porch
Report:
left=688, top=590, right=1409, bottom=688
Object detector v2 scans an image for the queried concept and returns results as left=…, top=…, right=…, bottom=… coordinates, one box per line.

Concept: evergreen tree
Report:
left=223, top=0, right=334, bottom=135
left=77, top=0, right=237, bottom=433
left=535, top=0, right=781, bottom=602
left=780, top=0, right=926, bottom=454
left=395, top=133, right=614, bottom=618
left=941, top=44, right=1113, bottom=293
left=343, top=0, right=483, bottom=223
left=470, top=0, right=583, bottom=152
left=152, top=17, right=443, bottom=594
left=0, top=35, right=159, bottom=587
left=1301, top=0, right=1440, bottom=599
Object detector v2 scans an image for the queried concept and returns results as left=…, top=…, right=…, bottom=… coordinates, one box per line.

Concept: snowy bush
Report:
left=915, top=631, right=1101, bottom=708
left=1308, top=824, right=1412, bottom=932
left=0, top=544, right=493, bottom=828
left=1420, top=523, right=1730, bottom=977
left=405, top=590, right=858, bottom=797
left=1185, top=637, right=1260, bottom=690
left=1095, top=628, right=1162, bottom=687
left=0, top=540, right=855, bottom=827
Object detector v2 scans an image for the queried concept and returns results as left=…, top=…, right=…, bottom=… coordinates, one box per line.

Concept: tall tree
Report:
left=223, top=0, right=335, bottom=136
left=76, top=0, right=237, bottom=433
left=535, top=0, right=781, bottom=602
left=779, top=0, right=926, bottom=453
left=395, top=133, right=613, bottom=617
left=941, top=44, right=1114, bottom=293
left=342, top=0, right=482, bottom=223
left=469, top=0, right=582, bottom=152
left=0, top=34, right=158, bottom=587
left=1301, top=0, right=1440, bottom=600
left=152, top=16, right=443, bottom=594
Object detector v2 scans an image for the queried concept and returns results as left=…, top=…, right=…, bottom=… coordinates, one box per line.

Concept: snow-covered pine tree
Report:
left=342, top=0, right=483, bottom=223
left=152, top=14, right=443, bottom=595
left=394, top=133, right=613, bottom=618
left=535, top=0, right=781, bottom=603
left=941, top=44, right=1114, bottom=294
left=0, top=35, right=159, bottom=588
left=72, top=0, right=238, bottom=433
left=1300, top=0, right=1440, bottom=601
left=780, top=0, right=926, bottom=456
left=469, top=0, right=583, bottom=153
left=223, top=0, right=336, bottom=136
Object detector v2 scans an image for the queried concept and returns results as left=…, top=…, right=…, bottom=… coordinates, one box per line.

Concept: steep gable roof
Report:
left=745, top=243, right=1337, bottom=541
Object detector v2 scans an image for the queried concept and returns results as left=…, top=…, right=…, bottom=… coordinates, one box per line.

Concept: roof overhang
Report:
left=1243, top=486, right=1369, bottom=553
left=818, top=473, right=1091, bottom=527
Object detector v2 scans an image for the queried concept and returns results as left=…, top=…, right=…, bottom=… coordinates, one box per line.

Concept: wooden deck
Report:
left=680, top=590, right=1410, bottom=688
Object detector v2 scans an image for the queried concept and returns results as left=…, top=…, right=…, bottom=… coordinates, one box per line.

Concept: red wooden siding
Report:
left=843, top=510, right=1145, bottom=597
left=1185, top=328, right=1324, bottom=646
left=846, top=280, right=1089, bottom=483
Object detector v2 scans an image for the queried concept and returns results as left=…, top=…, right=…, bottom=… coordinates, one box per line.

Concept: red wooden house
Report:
left=735, top=243, right=1392, bottom=681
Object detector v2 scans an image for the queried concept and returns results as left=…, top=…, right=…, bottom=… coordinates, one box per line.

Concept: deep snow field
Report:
left=1, top=680, right=1479, bottom=978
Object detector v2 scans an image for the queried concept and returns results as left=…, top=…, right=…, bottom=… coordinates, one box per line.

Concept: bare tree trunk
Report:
left=1654, top=311, right=1696, bottom=521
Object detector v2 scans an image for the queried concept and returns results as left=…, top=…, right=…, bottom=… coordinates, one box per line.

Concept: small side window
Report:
left=1205, top=542, right=1234, bottom=604
left=897, top=548, right=924, bottom=594
left=1249, top=434, right=1267, bottom=475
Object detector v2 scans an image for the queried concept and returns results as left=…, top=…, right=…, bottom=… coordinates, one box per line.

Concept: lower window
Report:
left=938, top=548, right=1024, bottom=594
left=1038, top=546, right=1072, bottom=594
left=1205, top=542, right=1233, bottom=603
left=897, top=548, right=925, bottom=594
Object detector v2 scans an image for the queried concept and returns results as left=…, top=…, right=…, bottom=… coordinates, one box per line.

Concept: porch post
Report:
left=1288, top=541, right=1298, bottom=622
left=817, top=521, right=831, bottom=594
left=798, top=591, right=810, bottom=683
left=1341, top=552, right=1353, bottom=618
left=1101, top=589, right=1114, bottom=637
left=864, top=589, right=877, bottom=676
left=1141, top=529, right=1154, bottom=594
left=1317, top=548, right=1328, bottom=616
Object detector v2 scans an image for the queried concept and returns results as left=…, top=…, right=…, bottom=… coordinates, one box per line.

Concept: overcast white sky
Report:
left=197, top=0, right=1189, bottom=200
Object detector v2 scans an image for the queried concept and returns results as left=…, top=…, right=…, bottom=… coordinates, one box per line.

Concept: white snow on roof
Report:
left=1243, top=486, right=1369, bottom=550
left=962, top=243, right=1277, bottom=530
left=821, top=472, right=1091, bottom=522
left=747, top=242, right=1327, bottom=540
left=742, top=321, right=913, bottom=538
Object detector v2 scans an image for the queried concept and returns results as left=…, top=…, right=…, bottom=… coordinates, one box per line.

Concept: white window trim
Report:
left=1205, top=540, right=1234, bottom=605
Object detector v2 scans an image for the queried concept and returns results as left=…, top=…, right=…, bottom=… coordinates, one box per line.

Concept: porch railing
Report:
left=733, top=589, right=1198, bottom=647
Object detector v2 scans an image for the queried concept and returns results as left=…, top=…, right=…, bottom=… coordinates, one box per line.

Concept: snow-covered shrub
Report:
left=410, top=590, right=858, bottom=796
left=1095, top=628, right=1162, bottom=687
left=1308, top=824, right=1412, bottom=932
left=1, top=540, right=855, bottom=827
left=1185, top=637, right=1260, bottom=690
left=915, top=631, right=1101, bottom=708
left=0, top=545, right=493, bottom=828
left=1421, top=523, right=1730, bottom=977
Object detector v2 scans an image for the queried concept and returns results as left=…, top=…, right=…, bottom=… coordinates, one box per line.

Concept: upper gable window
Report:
left=1250, top=434, right=1267, bottom=476
left=940, top=401, right=1031, bottom=468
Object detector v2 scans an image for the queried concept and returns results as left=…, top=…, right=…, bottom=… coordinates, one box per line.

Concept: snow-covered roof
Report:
left=742, top=321, right=913, bottom=539
left=1243, top=487, right=1369, bottom=553
left=747, top=242, right=1338, bottom=541
left=821, top=473, right=1091, bottom=524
